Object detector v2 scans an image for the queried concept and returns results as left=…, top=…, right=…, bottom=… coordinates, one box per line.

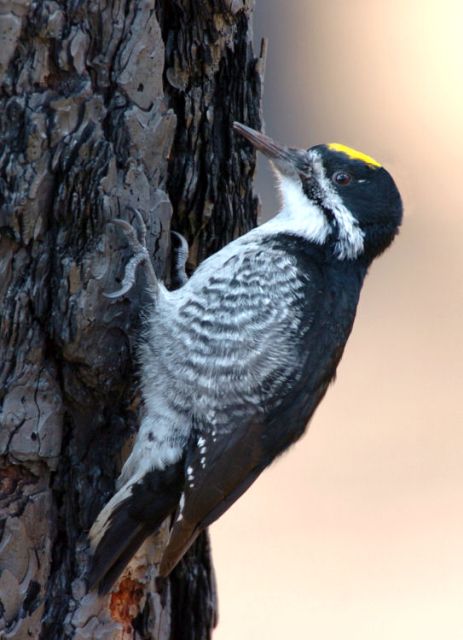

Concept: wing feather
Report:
left=159, top=239, right=328, bottom=575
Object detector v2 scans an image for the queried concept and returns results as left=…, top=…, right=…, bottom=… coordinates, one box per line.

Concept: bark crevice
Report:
left=0, top=1, right=263, bottom=637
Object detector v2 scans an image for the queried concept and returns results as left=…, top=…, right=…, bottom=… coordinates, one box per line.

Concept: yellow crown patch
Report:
left=328, top=143, right=381, bottom=168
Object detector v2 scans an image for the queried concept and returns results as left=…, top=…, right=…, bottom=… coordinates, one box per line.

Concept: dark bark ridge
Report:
left=0, top=0, right=263, bottom=638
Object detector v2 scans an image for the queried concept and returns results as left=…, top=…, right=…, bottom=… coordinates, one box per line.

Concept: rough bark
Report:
left=0, top=1, right=263, bottom=638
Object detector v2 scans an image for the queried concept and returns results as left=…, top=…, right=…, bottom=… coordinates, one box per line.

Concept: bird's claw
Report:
left=171, top=231, right=190, bottom=288
left=105, top=211, right=156, bottom=300
left=104, top=249, right=150, bottom=299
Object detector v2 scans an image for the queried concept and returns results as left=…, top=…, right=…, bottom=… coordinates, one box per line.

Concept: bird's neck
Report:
left=261, top=190, right=331, bottom=247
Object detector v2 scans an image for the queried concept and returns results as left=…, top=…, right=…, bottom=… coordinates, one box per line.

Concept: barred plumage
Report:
left=88, top=123, right=402, bottom=594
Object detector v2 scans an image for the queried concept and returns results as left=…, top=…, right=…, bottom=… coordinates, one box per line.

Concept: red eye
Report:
left=332, top=171, right=352, bottom=186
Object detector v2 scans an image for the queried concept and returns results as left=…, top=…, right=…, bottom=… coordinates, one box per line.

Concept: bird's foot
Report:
left=170, top=231, right=190, bottom=288
left=105, top=209, right=157, bottom=299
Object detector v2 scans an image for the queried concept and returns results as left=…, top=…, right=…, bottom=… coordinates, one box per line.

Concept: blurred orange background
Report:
left=212, top=2, right=463, bottom=639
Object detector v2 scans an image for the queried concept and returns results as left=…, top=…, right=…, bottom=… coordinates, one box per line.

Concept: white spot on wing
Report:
left=176, top=492, right=186, bottom=522
left=186, top=465, right=195, bottom=488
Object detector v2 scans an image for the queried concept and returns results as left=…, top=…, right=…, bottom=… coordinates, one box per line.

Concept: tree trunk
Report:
left=0, top=1, right=263, bottom=638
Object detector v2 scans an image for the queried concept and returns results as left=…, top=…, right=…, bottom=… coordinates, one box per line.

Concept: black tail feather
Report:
left=87, top=462, right=184, bottom=594
left=95, top=525, right=150, bottom=595
left=87, top=496, right=147, bottom=593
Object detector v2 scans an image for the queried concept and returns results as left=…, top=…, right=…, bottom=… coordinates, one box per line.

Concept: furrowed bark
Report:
left=0, top=1, right=263, bottom=638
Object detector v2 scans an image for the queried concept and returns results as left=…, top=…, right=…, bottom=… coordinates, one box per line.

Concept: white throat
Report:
left=250, top=157, right=365, bottom=261
left=262, top=175, right=331, bottom=244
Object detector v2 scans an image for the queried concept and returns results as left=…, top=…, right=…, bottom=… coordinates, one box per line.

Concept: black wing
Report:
left=160, top=235, right=363, bottom=575
left=159, top=416, right=266, bottom=576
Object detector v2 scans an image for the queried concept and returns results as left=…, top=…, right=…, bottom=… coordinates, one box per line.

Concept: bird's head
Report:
left=233, top=122, right=403, bottom=262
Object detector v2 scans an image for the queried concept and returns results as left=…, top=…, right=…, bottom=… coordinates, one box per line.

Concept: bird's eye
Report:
left=332, top=171, right=352, bottom=186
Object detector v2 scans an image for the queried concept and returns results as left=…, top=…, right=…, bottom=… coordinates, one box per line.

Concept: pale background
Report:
left=211, top=1, right=463, bottom=639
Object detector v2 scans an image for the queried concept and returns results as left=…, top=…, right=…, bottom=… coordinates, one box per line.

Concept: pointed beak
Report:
left=233, top=122, right=305, bottom=178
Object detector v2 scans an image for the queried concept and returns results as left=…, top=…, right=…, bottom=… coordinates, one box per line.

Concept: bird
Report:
left=88, top=122, right=403, bottom=594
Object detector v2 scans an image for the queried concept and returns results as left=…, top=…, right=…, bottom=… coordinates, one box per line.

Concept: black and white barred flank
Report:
left=88, top=123, right=402, bottom=593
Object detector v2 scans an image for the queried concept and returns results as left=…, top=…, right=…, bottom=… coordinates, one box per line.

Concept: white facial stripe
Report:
left=260, top=174, right=331, bottom=245
left=309, top=150, right=365, bottom=259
